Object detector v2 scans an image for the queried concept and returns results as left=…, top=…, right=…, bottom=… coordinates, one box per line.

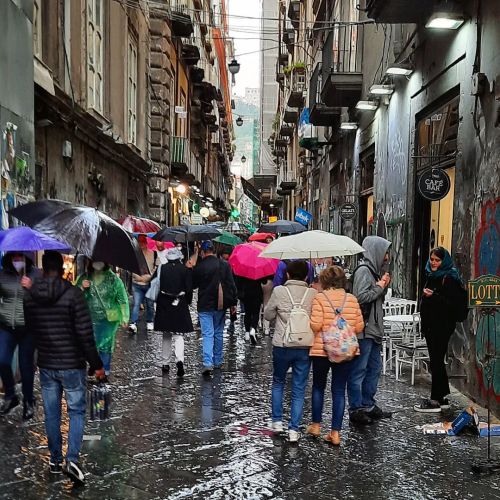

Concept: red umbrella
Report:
left=249, top=232, right=275, bottom=242
left=229, top=242, right=280, bottom=280
left=118, top=215, right=161, bottom=234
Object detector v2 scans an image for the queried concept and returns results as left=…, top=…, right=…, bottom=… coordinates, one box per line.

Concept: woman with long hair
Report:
left=77, top=261, right=129, bottom=377
left=414, top=247, right=465, bottom=413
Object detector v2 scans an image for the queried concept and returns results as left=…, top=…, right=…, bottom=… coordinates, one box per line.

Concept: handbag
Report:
left=93, top=280, right=121, bottom=323
left=321, top=292, right=359, bottom=363
left=88, top=381, right=111, bottom=420
left=146, top=264, right=162, bottom=302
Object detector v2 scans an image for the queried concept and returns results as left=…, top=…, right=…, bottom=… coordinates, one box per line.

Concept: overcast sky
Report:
left=228, top=0, right=261, bottom=97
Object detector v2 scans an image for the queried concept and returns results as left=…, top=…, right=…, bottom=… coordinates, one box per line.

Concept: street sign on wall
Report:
left=339, top=203, right=357, bottom=221
left=295, top=207, right=313, bottom=226
left=268, top=216, right=278, bottom=223
left=418, top=168, right=451, bottom=201
left=468, top=275, right=500, bottom=307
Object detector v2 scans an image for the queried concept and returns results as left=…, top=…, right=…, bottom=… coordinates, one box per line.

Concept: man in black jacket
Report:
left=192, top=241, right=237, bottom=376
left=24, top=251, right=104, bottom=484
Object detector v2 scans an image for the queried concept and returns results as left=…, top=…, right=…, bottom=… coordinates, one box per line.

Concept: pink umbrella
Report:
left=146, top=238, right=174, bottom=251
left=229, top=242, right=280, bottom=280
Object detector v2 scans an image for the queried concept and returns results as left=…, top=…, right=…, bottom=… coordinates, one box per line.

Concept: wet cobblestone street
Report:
left=1, top=316, right=500, bottom=500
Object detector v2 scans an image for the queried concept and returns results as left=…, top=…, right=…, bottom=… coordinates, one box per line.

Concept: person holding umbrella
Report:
left=77, top=261, right=129, bottom=377
left=235, top=276, right=263, bottom=345
left=154, top=247, right=193, bottom=378
left=0, top=252, right=39, bottom=419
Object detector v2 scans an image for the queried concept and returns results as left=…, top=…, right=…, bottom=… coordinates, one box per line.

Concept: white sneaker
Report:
left=244, top=331, right=250, bottom=342
left=264, top=329, right=270, bottom=336
left=147, top=322, right=154, bottom=332
left=128, top=323, right=137, bottom=334
left=272, top=421, right=284, bottom=432
left=249, top=328, right=257, bottom=346
left=288, top=430, right=300, bottom=443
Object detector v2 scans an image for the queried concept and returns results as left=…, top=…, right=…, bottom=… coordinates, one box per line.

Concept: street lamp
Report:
left=236, top=116, right=243, bottom=126
left=175, top=184, right=187, bottom=194
left=426, top=1, right=465, bottom=29
left=241, top=155, right=247, bottom=163
left=228, top=59, right=241, bottom=75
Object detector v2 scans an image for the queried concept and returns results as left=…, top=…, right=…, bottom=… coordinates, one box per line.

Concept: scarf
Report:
left=425, top=249, right=461, bottom=283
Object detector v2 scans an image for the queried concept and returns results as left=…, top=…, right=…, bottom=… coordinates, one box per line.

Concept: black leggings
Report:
left=243, top=298, right=262, bottom=332
left=425, top=327, right=454, bottom=401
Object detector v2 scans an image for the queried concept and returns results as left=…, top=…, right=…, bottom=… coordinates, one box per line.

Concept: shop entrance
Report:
left=413, top=95, right=459, bottom=295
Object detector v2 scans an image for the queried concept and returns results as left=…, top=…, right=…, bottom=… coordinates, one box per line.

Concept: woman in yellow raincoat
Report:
left=77, top=261, right=129, bottom=376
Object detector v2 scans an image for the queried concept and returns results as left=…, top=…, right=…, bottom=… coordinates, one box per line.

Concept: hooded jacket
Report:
left=0, top=255, right=39, bottom=330
left=353, top=236, right=391, bottom=343
left=24, top=277, right=103, bottom=371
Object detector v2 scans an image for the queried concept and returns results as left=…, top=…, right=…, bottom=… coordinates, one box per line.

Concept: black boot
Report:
left=367, top=405, right=392, bottom=420
left=349, top=409, right=373, bottom=425
left=23, top=400, right=36, bottom=421
left=0, top=396, right=20, bottom=415
left=176, top=361, right=185, bottom=377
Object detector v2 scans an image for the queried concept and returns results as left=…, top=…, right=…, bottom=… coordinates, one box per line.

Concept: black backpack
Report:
left=350, top=264, right=380, bottom=322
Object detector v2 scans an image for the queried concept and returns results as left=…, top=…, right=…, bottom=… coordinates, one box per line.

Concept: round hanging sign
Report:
left=199, top=207, right=210, bottom=218
left=418, top=168, right=451, bottom=201
left=339, top=203, right=358, bottom=221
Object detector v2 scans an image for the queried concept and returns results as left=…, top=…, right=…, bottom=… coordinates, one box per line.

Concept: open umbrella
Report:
left=259, top=230, right=364, bottom=259
left=153, top=225, right=222, bottom=243
left=228, top=242, right=280, bottom=280
left=214, top=231, right=242, bottom=247
left=118, top=215, right=161, bottom=234
left=0, top=227, right=71, bottom=252
left=10, top=200, right=148, bottom=275
left=258, top=220, right=306, bottom=235
left=248, top=232, right=274, bottom=242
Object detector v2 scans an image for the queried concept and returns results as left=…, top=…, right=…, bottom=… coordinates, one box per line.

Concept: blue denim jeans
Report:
left=0, top=327, right=35, bottom=402
left=347, top=338, right=382, bottom=413
left=311, top=356, right=353, bottom=431
left=40, top=368, right=87, bottom=464
left=272, top=347, right=311, bottom=431
left=99, top=352, right=112, bottom=375
left=131, top=283, right=154, bottom=324
left=199, top=310, right=226, bottom=368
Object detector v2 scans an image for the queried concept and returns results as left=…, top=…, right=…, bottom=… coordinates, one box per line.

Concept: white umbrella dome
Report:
left=259, top=230, right=364, bottom=259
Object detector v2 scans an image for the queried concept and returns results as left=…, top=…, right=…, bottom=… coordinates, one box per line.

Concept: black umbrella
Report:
left=10, top=200, right=148, bottom=275
left=153, top=225, right=222, bottom=243
left=258, top=220, right=307, bottom=235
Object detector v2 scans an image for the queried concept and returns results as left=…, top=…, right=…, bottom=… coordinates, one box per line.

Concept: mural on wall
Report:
left=474, top=198, right=500, bottom=399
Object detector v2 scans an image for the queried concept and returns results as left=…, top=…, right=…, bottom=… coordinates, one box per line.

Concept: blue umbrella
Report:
left=0, top=227, right=71, bottom=252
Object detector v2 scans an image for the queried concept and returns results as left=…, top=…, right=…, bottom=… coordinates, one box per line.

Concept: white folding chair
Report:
left=394, top=314, right=429, bottom=385
left=382, top=301, right=406, bottom=374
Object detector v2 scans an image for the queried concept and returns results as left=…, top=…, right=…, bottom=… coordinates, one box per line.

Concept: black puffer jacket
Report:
left=24, top=277, right=103, bottom=371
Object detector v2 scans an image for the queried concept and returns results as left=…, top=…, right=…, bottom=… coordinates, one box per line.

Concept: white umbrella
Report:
left=259, top=230, right=364, bottom=259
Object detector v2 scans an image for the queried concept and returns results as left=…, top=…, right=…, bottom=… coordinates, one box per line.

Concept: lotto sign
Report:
left=468, top=275, right=500, bottom=308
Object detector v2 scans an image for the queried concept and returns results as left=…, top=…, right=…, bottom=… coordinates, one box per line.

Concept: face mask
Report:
left=12, top=261, right=25, bottom=273
left=92, top=262, right=105, bottom=271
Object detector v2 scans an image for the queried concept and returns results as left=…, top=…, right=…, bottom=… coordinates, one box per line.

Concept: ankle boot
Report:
left=306, top=423, right=321, bottom=437
left=324, top=430, right=340, bottom=446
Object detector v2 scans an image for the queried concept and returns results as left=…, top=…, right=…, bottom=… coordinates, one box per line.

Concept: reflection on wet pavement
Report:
left=1, top=316, right=500, bottom=499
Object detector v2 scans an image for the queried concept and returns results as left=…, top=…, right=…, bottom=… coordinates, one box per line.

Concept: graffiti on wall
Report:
left=474, top=198, right=500, bottom=399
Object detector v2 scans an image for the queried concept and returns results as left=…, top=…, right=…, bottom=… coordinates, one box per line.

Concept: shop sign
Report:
left=190, top=213, right=203, bottom=225
left=199, top=207, right=210, bottom=218
left=268, top=216, right=278, bottom=223
left=180, top=215, right=190, bottom=225
left=339, top=203, right=357, bottom=221
left=295, top=207, right=312, bottom=226
left=468, top=275, right=500, bottom=308
left=418, top=168, right=451, bottom=201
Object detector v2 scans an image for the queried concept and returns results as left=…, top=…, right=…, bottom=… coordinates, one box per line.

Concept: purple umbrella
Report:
left=0, top=227, right=71, bottom=253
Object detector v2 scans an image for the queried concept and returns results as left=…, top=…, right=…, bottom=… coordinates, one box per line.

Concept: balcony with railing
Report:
left=169, top=0, right=194, bottom=38
left=278, top=164, right=297, bottom=191
left=283, top=19, right=295, bottom=51
left=181, top=35, right=200, bottom=65
left=366, top=0, right=433, bottom=23
left=171, top=136, right=189, bottom=176
left=287, top=0, right=301, bottom=29
left=286, top=67, right=306, bottom=108
left=321, top=25, right=364, bottom=108
left=309, top=63, right=341, bottom=127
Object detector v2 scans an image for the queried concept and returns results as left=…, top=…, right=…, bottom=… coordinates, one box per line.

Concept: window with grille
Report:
left=87, top=0, right=104, bottom=113
left=127, top=33, right=138, bottom=145
left=33, top=0, right=42, bottom=58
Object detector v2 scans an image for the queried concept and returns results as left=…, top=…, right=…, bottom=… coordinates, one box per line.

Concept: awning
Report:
left=241, top=177, right=261, bottom=205
left=34, top=57, right=55, bottom=96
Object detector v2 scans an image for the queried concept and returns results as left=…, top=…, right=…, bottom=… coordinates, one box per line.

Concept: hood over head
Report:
left=29, top=277, right=72, bottom=305
left=361, top=236, right=392, bottom=276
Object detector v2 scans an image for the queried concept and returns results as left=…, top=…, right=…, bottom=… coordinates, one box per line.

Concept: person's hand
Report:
left=423, top=288, right=434, bottom=297
left=185, top=260, right=193, bottom=269
left=230, top=305, right=237, bottom=314
left=121, top=323, right=128, bottom=329
left=20, top=276, right=32, bottom=289
left=377, top=279, right=388, bottom=289
left=383, top=273, right=391, bottom=286
left=82, top=280, right=91, bottom=289
left=94, top=367, right=106, bottom=380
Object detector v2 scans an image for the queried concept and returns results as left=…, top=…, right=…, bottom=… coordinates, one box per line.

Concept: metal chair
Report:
left=394, top=313, right=429, bottom=385
left=382, top=301, right=407, bottom=374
